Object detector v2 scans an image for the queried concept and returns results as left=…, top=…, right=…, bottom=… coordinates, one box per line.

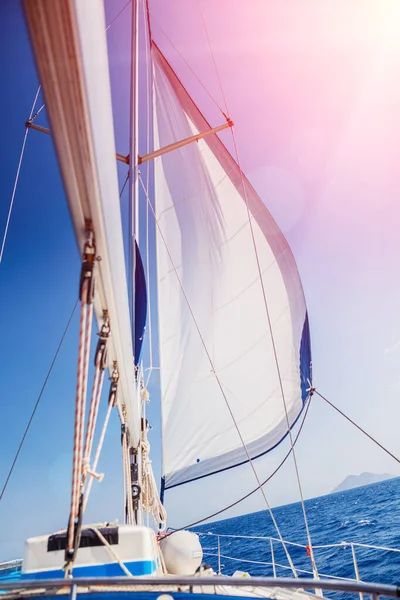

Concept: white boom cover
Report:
left=152, top=44, right=311, bottom=490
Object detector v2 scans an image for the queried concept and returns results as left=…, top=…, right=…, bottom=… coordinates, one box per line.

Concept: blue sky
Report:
left=1, top=0, right=400, bottom=561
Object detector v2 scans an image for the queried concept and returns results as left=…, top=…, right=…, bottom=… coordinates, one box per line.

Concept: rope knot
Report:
left=87, top=468, right=105, bottom=483
left=141, top=388, right=150, bottom=403
left=82, top=456, right=90, bottom=476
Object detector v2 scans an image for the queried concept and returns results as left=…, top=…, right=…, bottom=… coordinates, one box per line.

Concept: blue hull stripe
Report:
left=22, top=560, right=158, bottom=580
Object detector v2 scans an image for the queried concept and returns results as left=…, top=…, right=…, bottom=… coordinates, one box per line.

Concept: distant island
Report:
left=332, top=472, right=395, bottom=493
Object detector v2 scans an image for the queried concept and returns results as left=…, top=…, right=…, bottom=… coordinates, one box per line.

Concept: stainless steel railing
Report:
left=0, top=559, right=23, bottom=576
left=0, top=575, right=398, bottom=598
left=1, top=534, right=399, bottom=598
left=196, top=531, right=400, bottom=586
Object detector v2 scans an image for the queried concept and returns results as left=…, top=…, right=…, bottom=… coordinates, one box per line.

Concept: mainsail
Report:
left=152, top=43, right=311, bottom=492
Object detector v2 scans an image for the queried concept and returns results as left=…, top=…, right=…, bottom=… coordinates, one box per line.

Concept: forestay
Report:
left=152, top=43, right=311, bottom=491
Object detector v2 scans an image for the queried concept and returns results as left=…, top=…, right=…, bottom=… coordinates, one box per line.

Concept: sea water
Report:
left=1, top=478, right=400, bottom=588
left=196, top=477, right=400, bottom=585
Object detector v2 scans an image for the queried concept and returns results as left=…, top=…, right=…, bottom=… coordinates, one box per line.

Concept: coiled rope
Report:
left=140, top=388, right=167, bottom=530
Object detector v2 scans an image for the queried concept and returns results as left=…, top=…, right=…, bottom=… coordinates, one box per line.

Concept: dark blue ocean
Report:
left=1, top=477, right=400, bottom=591
left=195, top=477, right=400, bottom=587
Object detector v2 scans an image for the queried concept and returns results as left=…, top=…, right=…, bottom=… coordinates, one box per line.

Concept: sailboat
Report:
left=1, top=0, right=400, bottom=598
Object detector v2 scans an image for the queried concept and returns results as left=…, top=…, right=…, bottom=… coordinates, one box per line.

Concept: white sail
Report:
left=152, top=44, right=311, bottom=492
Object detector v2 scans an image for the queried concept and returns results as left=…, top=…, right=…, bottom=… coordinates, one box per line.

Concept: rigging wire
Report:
left=314, top=389, right=400, bottom=464
left=196, top=0, right=230, bottom=118
left=195, top=3, right=310, bottom=577
left=117, top=172, right=133, bottom=525
left=199, top=0, right=318, bottom=576
left=0, top=299, right=78, bottom=503
left=106, top=0, right=132, bottom=32
left=170, top=387, right=400, bottom=531
left=148, top=11, right=228, bottom=120
left=0, top=85, right=41, bottom=264
left=237, top=155, right=319, bottom=570
left=236, top=74, right=320, bottom=579
left=2, top=0, right=132, bottom=266
left=142, top=0, right=154, bottom=382
left=30, top=103, right=46, bottom=122
left=83, top=390, right=115, bottom=513
left=169, top=393, right=313, bottom=532
left=138, top=172, right=298, bottom=578
left=119, top=172, right=130, bottom=199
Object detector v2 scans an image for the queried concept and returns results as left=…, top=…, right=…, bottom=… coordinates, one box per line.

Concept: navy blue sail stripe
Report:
left=134, top=242, right=147, bottom=365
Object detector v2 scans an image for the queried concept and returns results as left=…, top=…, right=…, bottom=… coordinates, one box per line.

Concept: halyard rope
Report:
left=83, top=359, right=105, bottom=472
left=90, top=527, right=133, bottom=577
left=68, top=278, right=92, bottom=553
left=83, top=375, right=118, bottom=513
left=67, top=233, right=97, bottom=567
left=66, top=240, right=121, bottom=568
left=80, top=289, right=94, bottom=471
left=83, top=318, right=109, bottom=481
